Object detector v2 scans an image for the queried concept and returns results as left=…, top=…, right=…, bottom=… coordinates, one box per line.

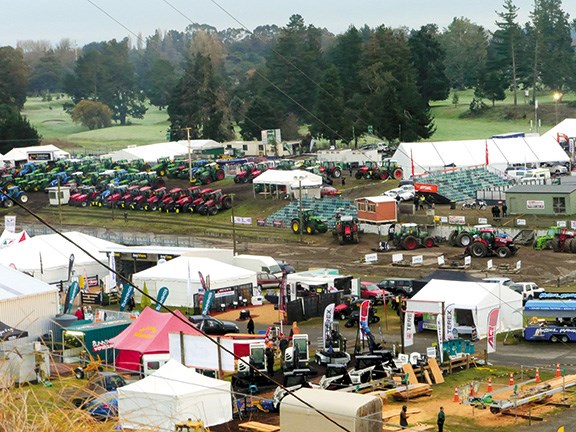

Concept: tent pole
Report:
left=217, top=336, right=223, bottom=379
left=179, top=331, right=185, bottom=365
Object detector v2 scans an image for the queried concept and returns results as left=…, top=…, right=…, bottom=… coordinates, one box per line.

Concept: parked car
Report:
left=85, top=390, right=118, bottom=421
left=482, top=277, right=513, bottom=287
left=360, top=281, right=389, bottom=305
left=276, top=260, right=295, bottom=275
left=547, top=164, right=569, bottom=175
left=62, top=372, right=126, bottom=408
left=257, top=272, right=282, bottom=290
left=383, top=185, right=415, bottom=201
left=377, top=278, right=422, bottom=297
left=189, top=315, right=240, bottom=335
left=509, top=282, right=545, bottom=302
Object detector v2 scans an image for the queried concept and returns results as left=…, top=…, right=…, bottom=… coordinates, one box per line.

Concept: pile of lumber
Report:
left=392, top=383, right=432, bottom=401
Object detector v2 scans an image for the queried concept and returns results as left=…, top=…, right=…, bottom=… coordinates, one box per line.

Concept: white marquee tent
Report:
left=2, top=144, right=70, bottom=164
left=118, top=359, right=232, bottom=430
left=106, top=140, right=222, bottom=163
left=542, top=118, right=576, bottom=141
left=406, top=279, right=523, bottom=339
left=393, top=136, right=569, bottom=178
left=0, top=231, right=119, bottom=284
left=0, top=264, right=59, bottom=340
left=252, top=170, right=323, bottom=199
left=131, top=256, right=257, bottom=307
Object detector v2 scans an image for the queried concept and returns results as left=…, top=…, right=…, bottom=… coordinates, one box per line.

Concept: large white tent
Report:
left=542, top=118, right=576, bottom=142
left=106, top=140, right=222, bottom=162
left=406, top=279, right=523, bottom=339
left=0, top=231, right=119, bottom=284
left=131, top=256, right=257, bottom=307
left=0, top=264, right=59, bottom=340
left=393, top=136, right=569, bottom=177
left=2, top=144, right=70, bottom=165
left=118, top=359, right=232, bottom=430
left=252, top=170, right=323, bottom=199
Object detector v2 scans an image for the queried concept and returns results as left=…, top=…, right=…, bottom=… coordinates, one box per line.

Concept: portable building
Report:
left=355, top=196, right=397, bottom=224
left=280, top=387, right=382, bottom=432
left=505, top=184, right=576, bottom=215
left=252, top=170, right=323, bottom=199
left=118, top=359, right=232, bottom=430
left=0, top=342, right=50, bottom=389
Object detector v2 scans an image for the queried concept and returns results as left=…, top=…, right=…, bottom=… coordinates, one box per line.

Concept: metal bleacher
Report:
left=266, top=197, right=358, bottom=229
left=421, top=167, right=511, bottom=202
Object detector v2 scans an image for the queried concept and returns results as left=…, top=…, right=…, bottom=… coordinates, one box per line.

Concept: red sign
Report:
left=487, top=308, right=500, bottom=353
left=414, top=183, right=438, bottom=193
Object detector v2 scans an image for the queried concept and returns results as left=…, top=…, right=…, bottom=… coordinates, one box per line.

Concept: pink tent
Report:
left=110, top=307, right=201, bottom=371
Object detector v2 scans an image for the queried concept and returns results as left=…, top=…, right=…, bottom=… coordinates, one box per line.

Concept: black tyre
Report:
left=456, top=232, right=472, bottom=247
left=234, top=176, right=241, bottom=184
left=74, top=368, right=85, bottom=379
left=339, top=312, right=347, bottom=320
left=561, top=335, right=569, bottom=343
left=448, top=230, right=458, bottom=246
left=423, top=237, right=435, bottom=248
left=291, top=220, right=300, bottom=234
left=470, top=242, right=488, bottom=258
left=355, top=171, right=363, bottom=180
left=570, top=239, right=576, bottom=253
left=496, top=246, right=511, bottom=258
left=332, top=168, right=342, bottom=178
left=402, top=235, right=418, bottom=250
left=306, top=225, right=315, bottom=235
left=4, top=200, right=13, bottom=208
left=80, top=200, right=88, bottom=208
left=209, top=206, right=218, bottom=216
left=563, top=238, right=574, bottom=253
left=551, top=237, right=561, bottom=252
left=550, top=335, right=559, bottom=343
left=344, top=320, right=355, bottom=328
left=371, top=315, right=380, bottom=324
left=222, top=196, right=233, bottom=209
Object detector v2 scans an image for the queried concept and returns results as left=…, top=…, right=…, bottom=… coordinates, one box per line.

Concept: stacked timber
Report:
left=392, top=383, right=432, bottom=401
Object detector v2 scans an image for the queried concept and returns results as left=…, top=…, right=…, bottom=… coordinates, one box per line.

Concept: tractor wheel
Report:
left=344, top=320, right=355, bottom=328
left=496, top=246, right=511, bottom=258
left=332, top=168, right=342, bottom=178
left=222, top=196, right=233, bottom=209
left=74, top=368, right=85, bottom=380
left=456, top=232, right=472, bottom=247
left=150, top=204, right=158, bottom=212
left=363, top=172, right=371, bottom=180
left=570, top=239, right=576, bottom=253
left=380, top=172, right=389, bottom=180
left=234, top=176, right=241, bottom=184
left=393, top=168, right=403, bottom=180
left=563, top=238, right=574, bottom=253
left=183, top=204, right=190, bottom=213
left=550, top=237, right=561, bottom=252
left=216, top=170, right=225, bottom=181
left=470, top=242, right=488, bottom=258
left=402, top=235, right=418, bottom=250
left=209, top=206, right=218, bottom=216
left=158, top=169, right=166, bottom=177
left=371, top=315, right=380, bottom=324
left=355, top=171, right=363, bottom=180
left=4, top=200, right=13, bottom=208
left=448, top=230, right=458, bottom=246
left=203, top=177, right=212, bottom=185
left=291, top=220, right=300, bottom=234
left=80, top=200, right=88, bottom=208
left=306, top=225, right=315, bottom=235
left=19, top=194, right=29, bottom=204
left=423, top=237, right=435, bottom=248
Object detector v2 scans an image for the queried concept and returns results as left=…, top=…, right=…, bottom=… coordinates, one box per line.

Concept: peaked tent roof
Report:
left=109, top=307, right=201, bottom=353
left=419, top=269, right=483, bottom=283
left=0, top=263, right=58, bottom=301
left=542, top=119, right=576, bottom=141
left=393, top=136, right=569, bottom=177
left=2, top=144, right=70, bottom=162
left=253, top=169, right=323, bottom=186
left=107, top=140, right=222, bottom=162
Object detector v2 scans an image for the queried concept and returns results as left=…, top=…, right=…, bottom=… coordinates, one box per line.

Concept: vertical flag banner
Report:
left=39, top=252, right=44, bottom=274
left=108, top=253, right=116, bottom=292
left=198, top=271, right=207, bottom=292
left=67, top=254, right=75, bottom=281
left=404, top=311, right=415, bottom=347
left=359, top=300, right=371, bottom=327
left=487, top=307, right=500, bottom=354
left=202, top=290, right=215, bottom=316
left=65, top=281, right=80, bottom=314
left=445, top=304, right=456, bottom=340
left=119, top=283, right=135, bottom=311
left=155, top=287, right=170, bottom=311
left=436, top=313, right=444, bottom=363
left=322, top=303, right=335, bottom=350
left=186, top=260, right=193, bottom=308
left=410, top=149, right=415, bottom=177
left=485, top=139, right=489, bottom=165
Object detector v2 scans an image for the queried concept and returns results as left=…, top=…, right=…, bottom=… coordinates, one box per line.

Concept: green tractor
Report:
left=534, top=226, right=562, bottom=250
left=392, top=223, right=435, bottom=250
left=291, top=209, right=328, bottom=235
left=448, top=224, right=492, bottom=248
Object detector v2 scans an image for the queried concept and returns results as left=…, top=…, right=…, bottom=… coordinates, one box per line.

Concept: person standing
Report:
left=247, top=317, right=255, bottom=334
left=437, top=406, right=445, bottom=432
left=400, top=405, right=409, bottom=428
left=502, top=202, right=508, bottom=217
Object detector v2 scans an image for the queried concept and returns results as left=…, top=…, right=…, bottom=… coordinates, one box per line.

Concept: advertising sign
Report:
left=322, top=303, right=335, bottom=350
left=526, top=200, right=545, bottom=210
left=487, top=308, right=500, bottom=354
left=448, top=215, right=466, bottom=225
left=4, top=216, right=15, bottom=233
left=404, top=311, right=415, bottom=347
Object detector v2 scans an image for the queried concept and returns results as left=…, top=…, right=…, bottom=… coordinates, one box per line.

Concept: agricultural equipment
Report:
left=320, top=161, right=342, bottom=178
left=196, top=189, right=233, bottom=216
left=103, top=185, right=128, bottom=208
left=391, top=223, right=435, bottom=250
left=466, top=228, right=518, bottom=258
left=189, top=188, right=213, bottom=213
left=116, top=185, right=141, bottom=209
left=355, top=161, right=379, bottom=179
left=128, top=186, right=153, bottom=210
left=291, top=209, right=328, bottom=235
left=333, top=215, right=359, bottom=245
left=144, top=187, right=167, bottom=211
left=234, top=163, right=258, bottom=183
left=158, top=188, right=185, bottom=212
left=0, top=186, right=29, bottom=207
left=194, top=163, right=225, bottom=185
left=448, top=224, right=491, bottom=248
left=356, top=160, right=403, bottom=180
left=344, top=308, right=381, bottom=328
left=69, top=186, right=98, bottom=207
left=276, top=160, right=297, bottom=170
left=534, top=227, right=561, bottom=250
left=151, top=157, right=170, bottom=176
left=550, top=227, right=576, bottom=253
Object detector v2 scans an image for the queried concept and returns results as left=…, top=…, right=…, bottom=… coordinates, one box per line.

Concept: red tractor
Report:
left=197, top=189, right=233, bottom=216
left=128, top=186, right=153, bottom=210
left=144, top=187, right=167, bottom=211
left=332, top=215, right=360, bottom=245
left=189, top=188, right=214, bottom=213
left=69, top=186, right=98, bottom=207
left=354, top=161, right=379, bottom=179
left=234, top=163, right=259, bottom=183
left=550, top=228, right=576, bottom=253
left=116, top=185, right=141, bottom=209
left=159, top=187, right=185, bottom=212
left=466, top=228, right=518, bottom=258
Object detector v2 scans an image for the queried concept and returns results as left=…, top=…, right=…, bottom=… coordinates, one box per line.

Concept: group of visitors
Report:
left=491, top=201, right=508, bottom=219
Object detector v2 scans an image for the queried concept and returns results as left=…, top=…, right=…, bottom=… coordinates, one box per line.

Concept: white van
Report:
left=519, top=169, right=551, bottom=185
left=233, top=255, right=283, bottom=277
left=141, top=353, right=171, bottom=376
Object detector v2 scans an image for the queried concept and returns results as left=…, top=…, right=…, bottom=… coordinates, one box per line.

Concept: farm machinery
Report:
left=291, top=209, right=328, bottom=235
left=355, top=159, right=403, bottom=180
left=466, top=228, right=518, bottom=258
left=193, top=163, right=225, bottom=185
left=391, top=223, right=435, bottom=250
left=234, top=163, right=263, bottom=183
left=196, top=189, right=233, bottom=216
left=448, top=224, right=492, bottom=248
left=333, top=215, right=360, bottom=245
left=0, top=186, right=29, bottom=207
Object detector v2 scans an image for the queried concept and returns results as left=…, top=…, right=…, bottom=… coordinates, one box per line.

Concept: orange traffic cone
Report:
left=469, top=384, right=475, bottom=398
left=487, top=377, right=493, bottom=392
left=556, top=363, right=561, bottom=378
left=509, top=372, right=514, bottom=386
left=535, top=368, right=541, bottom=383
left=453, top=387, right=459, bottom=403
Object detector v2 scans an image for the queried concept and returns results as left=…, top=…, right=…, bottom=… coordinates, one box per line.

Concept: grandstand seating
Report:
left=266, top=197, right=358, bottom=228
left=419, top=167, right=511, bottom=202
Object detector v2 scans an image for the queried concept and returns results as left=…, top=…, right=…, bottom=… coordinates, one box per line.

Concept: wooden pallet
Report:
left=239, top=421, right=280, bottom=432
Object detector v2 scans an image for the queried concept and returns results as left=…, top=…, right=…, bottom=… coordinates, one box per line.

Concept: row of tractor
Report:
left=288, top=210, right=361, bottom=245
left=69, top=185, right=232, bottom=215
left=447, top=225, right=518, bottom=258
left=354, top=159, right=403, bottom=181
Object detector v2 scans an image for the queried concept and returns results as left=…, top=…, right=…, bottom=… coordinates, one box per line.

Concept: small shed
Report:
left=355, top=196, right=397, bottom=223
left=47, top=186, right=71, bottom=205
left=280, top=387, right=382, bottom=432
left=505, top=184, right=576, bottom=215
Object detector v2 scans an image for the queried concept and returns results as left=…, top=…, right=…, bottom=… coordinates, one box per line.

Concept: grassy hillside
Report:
left=21, top=90, right=576, bottom=153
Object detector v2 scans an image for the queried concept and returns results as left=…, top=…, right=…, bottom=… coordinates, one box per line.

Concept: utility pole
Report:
left=185, top=127, right=193, bottom=183
left=231, top=205, right=237, bottom=256
left=298, top=177, right=303, bottom=244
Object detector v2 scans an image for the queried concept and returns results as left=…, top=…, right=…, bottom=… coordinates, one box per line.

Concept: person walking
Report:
left=437, top=406, right=445, bottom=432
left=247, top=317, right=255, bottom=334
left=502, top=202, right=508, bottom=217
left=400, top=405, right=409, bottom=429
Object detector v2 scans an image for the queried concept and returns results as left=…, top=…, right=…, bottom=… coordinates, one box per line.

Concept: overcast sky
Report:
left=1, top=0, right=570, bottom=48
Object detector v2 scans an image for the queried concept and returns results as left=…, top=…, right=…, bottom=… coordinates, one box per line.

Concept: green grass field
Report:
left=21, top=90, right=576, bottom=153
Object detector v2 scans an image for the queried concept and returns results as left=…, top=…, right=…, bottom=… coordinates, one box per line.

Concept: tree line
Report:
left=1, top=0, right=575, bottom=150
